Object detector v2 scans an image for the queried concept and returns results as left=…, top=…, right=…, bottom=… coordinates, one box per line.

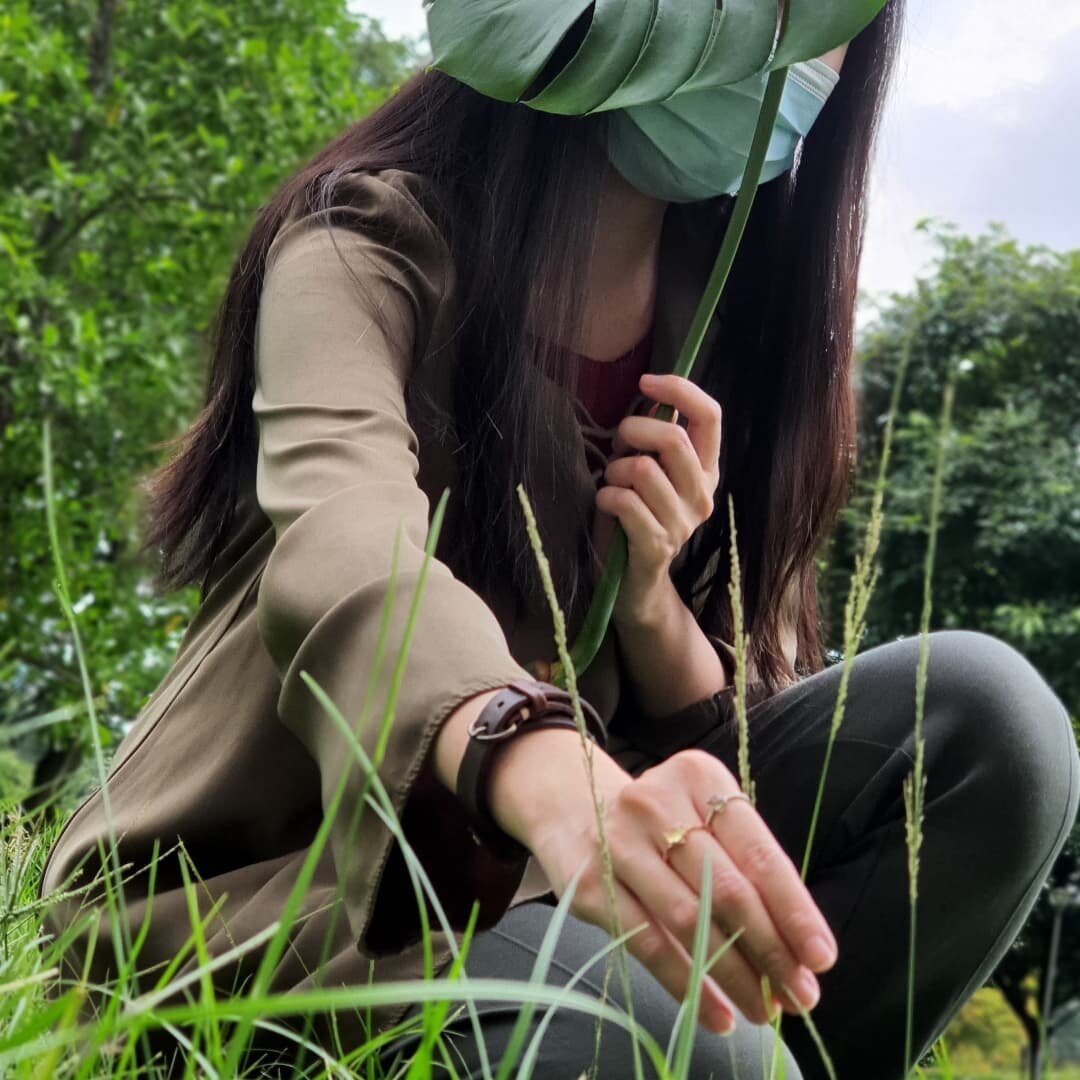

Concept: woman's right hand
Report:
left=486, top=731, right=839, bottom=1034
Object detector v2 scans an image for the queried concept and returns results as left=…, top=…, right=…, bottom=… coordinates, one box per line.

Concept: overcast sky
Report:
left=350, top=0, right=1079, bottom=311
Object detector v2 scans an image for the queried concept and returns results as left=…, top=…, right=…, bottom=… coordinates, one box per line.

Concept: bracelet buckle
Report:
left=466, top=715, right=521, bottom=741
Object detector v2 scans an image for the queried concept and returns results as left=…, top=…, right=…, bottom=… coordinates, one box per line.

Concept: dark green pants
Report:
left=383, top=631, right=1080, bottom=1079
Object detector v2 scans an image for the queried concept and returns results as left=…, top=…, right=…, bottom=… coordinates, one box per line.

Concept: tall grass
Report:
left=515, top=484, right=646, bottom=1080
left=903, top=378, right=956, bottom=1074
left=4, top=341, right=1039, bottom=1078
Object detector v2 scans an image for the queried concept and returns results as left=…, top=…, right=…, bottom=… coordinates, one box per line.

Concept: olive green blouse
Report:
left=39, top=168, right=801, bottom=1048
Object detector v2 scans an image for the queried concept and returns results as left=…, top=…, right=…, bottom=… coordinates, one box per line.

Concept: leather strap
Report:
left=456, top=678, right=606, bottom=861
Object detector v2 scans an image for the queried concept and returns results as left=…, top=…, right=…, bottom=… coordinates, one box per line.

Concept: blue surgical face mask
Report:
left=606, top=58, right=840, bottom=204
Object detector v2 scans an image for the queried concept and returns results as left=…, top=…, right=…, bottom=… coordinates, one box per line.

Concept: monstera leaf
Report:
left=427, top=0, right=886, bottom=113
left=425, top=0, right=891, bottom=683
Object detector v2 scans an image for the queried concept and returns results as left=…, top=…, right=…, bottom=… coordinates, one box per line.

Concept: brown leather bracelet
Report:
left=457, top=678, right=607, bottom=862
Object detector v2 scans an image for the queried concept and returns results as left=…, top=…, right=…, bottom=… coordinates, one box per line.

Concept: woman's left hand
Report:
left=593, top=372, right=722, bottom=623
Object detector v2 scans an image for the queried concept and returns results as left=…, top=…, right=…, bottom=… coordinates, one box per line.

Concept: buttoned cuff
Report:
left=610, top=684, right=739, bottom=763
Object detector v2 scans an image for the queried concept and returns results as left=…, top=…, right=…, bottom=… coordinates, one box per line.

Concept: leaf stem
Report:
left=554, top=66, right=791, bottom=686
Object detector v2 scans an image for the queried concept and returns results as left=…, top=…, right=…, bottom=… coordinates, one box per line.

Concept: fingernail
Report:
left=806, top=935, right=837, bottom=969
left=706, top=987, right=736, bottom=1034
left=793, top=969, right=820, bottom=1009
left=714, top=1009, right=735, bottom=1036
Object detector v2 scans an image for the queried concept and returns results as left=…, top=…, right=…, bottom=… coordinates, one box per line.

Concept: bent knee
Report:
left=924, top=630, right=1055, bottom=726
left=613, top=983, right=804, bottom=1079
left=924, top=630, right=1078, bottom=856
left=520, top=1011, right=803, bottom=1080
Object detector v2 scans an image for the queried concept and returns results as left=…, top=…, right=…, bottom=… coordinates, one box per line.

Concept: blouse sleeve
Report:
left=252, top=171, right=534, bottom=948
left=611, top=566, right=803, bottom=763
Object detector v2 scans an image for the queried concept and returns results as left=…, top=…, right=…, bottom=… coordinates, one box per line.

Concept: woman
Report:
left=39, top=2, right=1080, bottom=1077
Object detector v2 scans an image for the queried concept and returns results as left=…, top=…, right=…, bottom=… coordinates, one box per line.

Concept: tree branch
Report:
left=36, top=0, right=120, bottom=254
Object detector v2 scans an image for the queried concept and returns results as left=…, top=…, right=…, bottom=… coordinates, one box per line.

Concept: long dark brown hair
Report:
left=147, top=4, right=906, bottom=695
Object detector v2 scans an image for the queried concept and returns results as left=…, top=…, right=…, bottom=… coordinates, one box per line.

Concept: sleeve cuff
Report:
left=611, top=683, right=738, bottom=762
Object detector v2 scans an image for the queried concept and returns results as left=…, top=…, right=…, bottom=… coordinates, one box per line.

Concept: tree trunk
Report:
left=996, top=975, right=1043, bottom=1079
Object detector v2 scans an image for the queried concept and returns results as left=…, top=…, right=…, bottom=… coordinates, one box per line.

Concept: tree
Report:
left=831, top=220, right=1080, bottom=1073
left=836, top=221, right=1079, bottom=719
left=0, top=1, right=417, bottom=800
left=943, top=987, right=1026, bottom=1072
left=994, top=829, right=1080, bottom=1075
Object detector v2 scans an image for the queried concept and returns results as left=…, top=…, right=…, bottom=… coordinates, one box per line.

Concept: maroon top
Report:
left=573, top=326, right=655, bottom=485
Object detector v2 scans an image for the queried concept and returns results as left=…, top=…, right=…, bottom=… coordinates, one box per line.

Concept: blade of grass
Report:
left=14, top=977, right=671, bottom=1073
left=70, top=839, right=168, bottom=1078
left=727, top=496, right=755, bottom=806
left=756, top=302, right=925, bottom=1078
left=0, top=986, right=86, bottom=1055
left=517, top=921, right=652, bottom=1080
left=669, top=851, right=714, bottom=1079
left=168, top=978, right=671, bottom=1069
left=28, top=984, right=85, bottom=1080
left=798, top=306, right=922, bottom=880
left=295, top=523, right=406, bottom=1070
left=175, top=845, right=225, bottom=1065
left=220, top=491, right=457, bottom=1075
left=930, top=1034, right=955, bottom=1079
left=141, top=1017, right=217, bottom=1078
left=302, top=678, right=498, bottom=1079
left=42, top=420, right=133, bottom=972
left=405, top=903, right=482, bottom=1080
left=373, top=489, right=451, bottom=770
left=491, top=864, right=587, bottom=1080
left=0, top=702, right=94, bottom=744
left=215, top=745, right=353, bottom=1074
left=903, top=378, right=955, bottom=1076
left=247, top=1016, right=359, bottom=1079
left=517, top=484, right=646, bottom=1080
left=118, top=922, right=282, bottom=1020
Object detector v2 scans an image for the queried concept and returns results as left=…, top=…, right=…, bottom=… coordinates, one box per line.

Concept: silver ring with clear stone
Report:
left=704, top=792, right=752, bottom=827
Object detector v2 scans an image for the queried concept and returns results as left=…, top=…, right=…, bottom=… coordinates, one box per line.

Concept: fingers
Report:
left=608, top=825, right=785, bottom=1026
left=615, top=414, right=716, bottom=523
left=594, top=485, right=679, bottom=572
left=558, top=748, right=840, bottom=1040
left=608, top=768, right=819, bottom=1025
left=571, top=872, right=736, bottom=1035
left=639, top=372, right=723, bottom=467
left=610, top=401, right=679, bottom=460
left=692, top=776, right=840, bottom=976
left=601, top=453, right=698, bottom=550
left=669, top=830, right=821, bottom=1021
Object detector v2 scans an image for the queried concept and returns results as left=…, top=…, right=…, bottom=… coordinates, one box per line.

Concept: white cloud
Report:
left=348, top=0, right=428, bottom=40
left=899, top=0, right=1080, bottom=113
left=858, top=0, right=1080, bottom=301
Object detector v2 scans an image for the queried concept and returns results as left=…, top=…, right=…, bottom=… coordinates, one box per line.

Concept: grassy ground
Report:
left=4, top=796, right=1075, bottom=1078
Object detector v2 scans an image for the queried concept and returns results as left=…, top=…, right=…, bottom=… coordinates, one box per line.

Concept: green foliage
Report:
left=832, top=219, right=1080, bottom=1063
left=832, top=220, right=1080, bottom=725
left=0, top=1, right=416, bottom=775
left=943, top=988, right=1026, bottom=1072
left=0, top=750, right=32, bottom=806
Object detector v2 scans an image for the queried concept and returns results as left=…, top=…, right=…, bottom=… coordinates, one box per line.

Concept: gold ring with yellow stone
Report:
left=661, top=823, right=710, bottom=864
